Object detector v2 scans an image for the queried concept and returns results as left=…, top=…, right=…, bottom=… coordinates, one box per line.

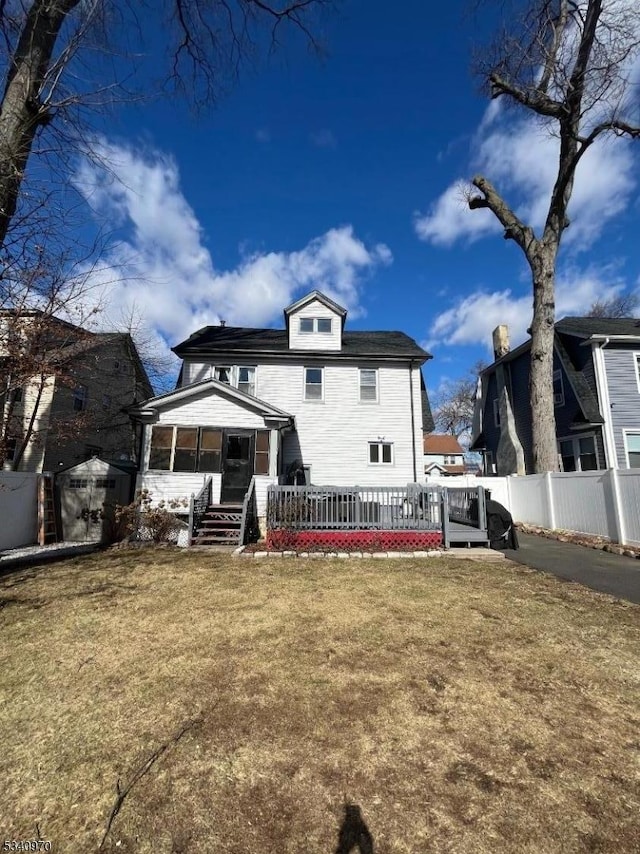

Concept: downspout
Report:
left=409, top=361, right=417, bottom=482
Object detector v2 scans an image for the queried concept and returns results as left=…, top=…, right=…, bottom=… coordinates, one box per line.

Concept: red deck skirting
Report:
left=266, top=529, right=443, bottom=552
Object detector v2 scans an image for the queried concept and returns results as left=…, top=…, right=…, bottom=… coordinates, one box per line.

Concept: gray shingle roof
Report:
left=556, top=316, right=640, bottom=338
left=173, top=326, right=431, bottom=361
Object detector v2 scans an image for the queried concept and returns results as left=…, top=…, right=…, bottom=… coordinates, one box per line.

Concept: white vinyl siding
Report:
left=288, top=298, right=342, bottom=351
left=144, top=361, right=423, bottom=488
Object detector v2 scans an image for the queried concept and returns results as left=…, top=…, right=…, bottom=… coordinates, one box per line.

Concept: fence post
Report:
left=188, top=493, right=194, bottom=546
left=608, top=468, right=627, bottom=545
left=441, top=487, right=450, bottom=548
left=545, top=471, right=556, bottom=530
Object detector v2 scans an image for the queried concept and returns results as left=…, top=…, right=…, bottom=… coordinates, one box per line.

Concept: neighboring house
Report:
left=471, top=317, right=640, bottom=474
left=130, top=290, right=434, bottom=515
left=423, top=433, right=466, bottom=476
left=1, top=311, right=153, bottom=472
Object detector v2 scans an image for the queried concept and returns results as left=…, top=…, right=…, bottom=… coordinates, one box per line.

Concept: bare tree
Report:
left=433, top=361, right=486, bottom=444
left=588, top=292, right=639, bottom=317
left=468, top=0, right=640, bottom=472
left=0, top=0, right=331, bottom=250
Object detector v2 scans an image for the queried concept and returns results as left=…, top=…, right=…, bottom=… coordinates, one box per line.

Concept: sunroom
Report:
left=129, top=379, right=294, bottom=510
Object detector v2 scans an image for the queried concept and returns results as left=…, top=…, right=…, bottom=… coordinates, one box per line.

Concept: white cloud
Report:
left=425, top=266, right=628, bottom=352
left=416, top=95, right=638, bottom=249
left=73, top=139, right=391, bottom=362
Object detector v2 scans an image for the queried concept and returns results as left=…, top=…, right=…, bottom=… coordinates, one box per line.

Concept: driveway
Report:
left=508, top=532, right=640, bottom=605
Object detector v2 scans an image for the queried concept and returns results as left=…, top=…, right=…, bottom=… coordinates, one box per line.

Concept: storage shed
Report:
left=56, top=458, right=132, bottom=542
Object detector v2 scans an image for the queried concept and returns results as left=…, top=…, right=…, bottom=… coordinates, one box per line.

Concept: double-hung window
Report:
left=237, top=367, right=256, bottom=396
left=369, top=441, right=393, bottom=465
left=359, top=369, right=378, bottom=402
left=213, top=365, right=256, bottom=396
left=304, top=367, right=323, bottom=401
left=558, top=434, right=598, bottom=472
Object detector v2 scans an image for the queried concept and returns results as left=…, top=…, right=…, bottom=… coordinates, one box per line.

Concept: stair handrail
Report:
left=189, top=476, right=213, bottom=545
left=239, top=476, right=258, bottom=545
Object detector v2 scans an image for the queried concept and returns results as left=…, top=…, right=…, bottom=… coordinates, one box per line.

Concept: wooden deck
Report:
left=266, top=484, right=491, bottom=548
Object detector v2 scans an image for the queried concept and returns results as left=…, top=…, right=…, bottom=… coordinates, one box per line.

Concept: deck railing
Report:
left=443, top=486, right=488, bottom=547
left=188, top=476, right=212, bottom=545
left=266, top=484, right=442, bottom=531
left=239, top=476, right=259, bottom=544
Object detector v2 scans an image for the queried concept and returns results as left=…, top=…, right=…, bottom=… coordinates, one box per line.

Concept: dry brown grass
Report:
left=0, top=549, right=639, bottom=853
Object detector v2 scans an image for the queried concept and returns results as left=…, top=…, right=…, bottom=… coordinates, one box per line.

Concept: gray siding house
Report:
left=471, top=317, right=640, bottom=474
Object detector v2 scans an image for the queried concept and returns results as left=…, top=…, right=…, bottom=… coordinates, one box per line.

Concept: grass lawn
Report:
left=0, top=549, right=639, bottom=853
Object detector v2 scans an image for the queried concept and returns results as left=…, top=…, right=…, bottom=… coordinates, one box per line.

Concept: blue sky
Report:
left=71, top=0, right=640, bottom=396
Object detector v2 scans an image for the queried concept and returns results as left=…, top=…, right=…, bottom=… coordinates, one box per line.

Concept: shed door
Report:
left=60, top=477, right=101, bottom=542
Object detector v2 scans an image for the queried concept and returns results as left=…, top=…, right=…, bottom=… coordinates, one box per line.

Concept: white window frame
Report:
left=493, top=398, right=501, bottom=428
left=359, top=368, right=378, bottom=403
left=557, top=432, right=599, bottom=472
left=633, top=353, right=640, bottom=394
left=299, top=317, right=333, bottom=334
left=212, top=365, right=257, bottom=396
left=303, top=366, right=324, bottom=401
left=368, top=441, right=394, bottom=465
left=237, top=366, right=256, bottom=397
left=214, top=366, right=232, bottom=384
left=553, top=369, right=565, bottom=407
left=623, top=429, right=640, bottom=469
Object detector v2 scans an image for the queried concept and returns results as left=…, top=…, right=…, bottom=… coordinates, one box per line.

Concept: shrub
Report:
left=111, top=490, right=188, bottom=544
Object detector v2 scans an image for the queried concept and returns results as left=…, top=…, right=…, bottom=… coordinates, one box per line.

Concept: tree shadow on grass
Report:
left=335, top=802, right=374, bottom=854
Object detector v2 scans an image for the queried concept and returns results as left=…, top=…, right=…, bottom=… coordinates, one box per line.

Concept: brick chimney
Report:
left=492, top=325, right=510, bottom=359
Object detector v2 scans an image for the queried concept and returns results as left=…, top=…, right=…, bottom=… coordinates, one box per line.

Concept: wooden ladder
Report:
left=38, top=473, right=57, bottom=545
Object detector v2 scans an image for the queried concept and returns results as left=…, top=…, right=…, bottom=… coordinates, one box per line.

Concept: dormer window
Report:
left=214, top=366, right=232, bottom=384
left=299, top=317, right=332, bottom=334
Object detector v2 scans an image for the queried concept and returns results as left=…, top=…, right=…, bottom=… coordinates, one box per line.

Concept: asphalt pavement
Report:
left=507, top=532, right=640, bottom=605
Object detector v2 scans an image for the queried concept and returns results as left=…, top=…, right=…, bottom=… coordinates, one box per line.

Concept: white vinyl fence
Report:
left=0, top=471, right=38, bottom=550
left=429, top=470, right=640, bottom=546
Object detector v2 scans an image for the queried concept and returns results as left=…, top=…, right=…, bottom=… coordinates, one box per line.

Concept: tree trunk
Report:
left=529, top=246, right=560, bottom=473
left=0, top=0, right=80, bottom=248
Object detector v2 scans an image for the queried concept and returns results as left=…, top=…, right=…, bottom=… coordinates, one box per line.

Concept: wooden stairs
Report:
left=191, top=503, right=244, bottom=545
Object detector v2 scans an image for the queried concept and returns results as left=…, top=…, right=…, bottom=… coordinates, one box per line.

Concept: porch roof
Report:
left=128, top=378, right=294, bottom=426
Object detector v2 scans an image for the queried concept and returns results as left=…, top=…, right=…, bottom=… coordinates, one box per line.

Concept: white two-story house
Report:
left=131, top=291, right=433, bottom=520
